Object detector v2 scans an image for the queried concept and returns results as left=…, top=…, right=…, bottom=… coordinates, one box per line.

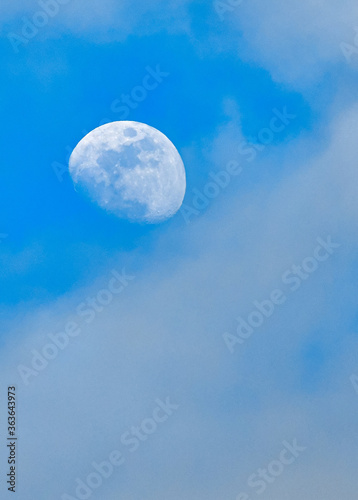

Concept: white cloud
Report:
left=230, top=0, right=358, bottom=87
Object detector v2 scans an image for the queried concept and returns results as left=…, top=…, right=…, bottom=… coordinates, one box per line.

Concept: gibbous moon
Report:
left=69, top=121, right=186, bottom=223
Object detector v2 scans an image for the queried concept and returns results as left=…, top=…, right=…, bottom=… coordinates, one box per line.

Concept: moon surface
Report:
left=69, top=121, right=186, bottom=223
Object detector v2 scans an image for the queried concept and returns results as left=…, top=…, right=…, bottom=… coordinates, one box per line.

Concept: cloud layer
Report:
left=2, top=95, right=358, bottom=498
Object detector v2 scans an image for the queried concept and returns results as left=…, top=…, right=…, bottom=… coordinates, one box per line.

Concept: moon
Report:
left=69, top=121, right=186, bottom=223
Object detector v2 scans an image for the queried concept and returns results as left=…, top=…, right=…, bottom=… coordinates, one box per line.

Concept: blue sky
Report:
left=0, top=7, right=313, bottom=306
left=1, top=1, right=358, bottom=499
